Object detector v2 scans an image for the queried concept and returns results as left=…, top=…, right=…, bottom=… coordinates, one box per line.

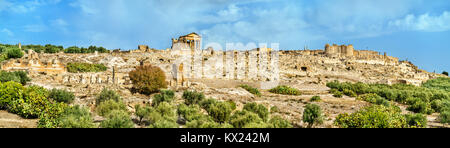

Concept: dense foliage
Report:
left=239, top=84, right=261, bottom=97
left=100, top=110, right=135, bottom=128
left=182, top=90, right=205, bottom=105
left=302, top=104, right=324, bottom=128
left=96, top=99, right=127, bottom=116
left=129, top=65, right=167, bottom=95
left=335, top=105, right=407, bottom=128
left=57, top=105, right=96, bottom=128
left=327, top=79, right=450, bottom=122
left=49, top=89, right=75, bottom=104
left=153, top=90, right=175, bottom=106
left=96, top=88, right=122, bottom=105
left=243, top=102, right=269, bottom=121
left=64, top=46, right=108, bottom=53
left=0, top=71, right=31, bottom=85
left=67, top=63, right=107, bottom=73
left=269, top=85, right=301, bottom=96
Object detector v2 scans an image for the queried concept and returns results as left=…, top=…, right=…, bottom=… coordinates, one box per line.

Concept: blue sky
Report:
left=0, top=0, right=449, bottom=72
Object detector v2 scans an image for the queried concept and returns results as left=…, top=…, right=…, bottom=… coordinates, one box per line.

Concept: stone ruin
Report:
left=0, top=33, right=443, bottom=89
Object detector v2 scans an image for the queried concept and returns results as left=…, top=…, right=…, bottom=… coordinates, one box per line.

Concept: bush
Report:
left=149, top=119, right=178, bottom=128
left=135, top=104, right=152, bottom=124
left=443, top=71, right=449, bottom=76
left=5, top=46, right=23, bottom=59
left=207, top=101, right=233, bottom=123
left=96, top=99, right=127, bottom=116
left=302, top=104, right=323, bottom=128
left=310, top=96, right=321, bottom=102
left=154, top=102, right=177, bottom=120
left=269, top=116, right=293, bottom=128
left=270, top=106, right=279, bottom=113
left=64, top=46, right=81, bottom=53
left=37, top=102, right=68, bottom=128
left=405, top=114, right=427, bottom=128
left=333, top=91, right=343, bottom=98
left=239, top=84, right=261, bottom=97
left=100, top=110, right=135, bottom=128
left=269, top=85, right=301, bottom=96
left=440, top=109, right=450, bottom=124
left=152, top=90, right=175, bottom=106
left=57, top=105, right=96, bottom=128
left=8, top=85, right=53, bottom=119
left=0, top=71, right=31, bottom=85
left=0, top=81, right=24, bottom=109
left=357, top=93, right=390, bottom=106
left=183, top=90, right=205, bottom=105
left=230, top=110, right=263, bottom=128
left=49, top=89, right=75, bottom=104
left=177, top=104, right=204, bottom=122
left=186, top=118, right=233, bottom=128
left=67, top=63, right=107, bottom=73
left=343, top=89, right=357, bottom=97
left=199, top=98, right=217, bottom=110
left=129, top=65, right=167, bottom=95
left=423, top=77, right=450, bottom=92
left=96, top=88, right=122, bottom=105
left=243, top=102, right=269, bottom=122
left=431, top=99, right=444, bottom=112
left=407, top=100, right=433, bottom=115
left=335, top=105, right=407, bottom=128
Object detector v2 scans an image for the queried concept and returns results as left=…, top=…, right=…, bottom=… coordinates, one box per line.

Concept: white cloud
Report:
left=1, top=28, right=13, bottom=36
left=389, top=11, right=450, bottom=32
left=23, top=24, right=46, bottom=32
left=0, top=0, right=61, bottom=13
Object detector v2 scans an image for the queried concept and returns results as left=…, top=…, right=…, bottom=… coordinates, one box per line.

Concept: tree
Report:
left=302, top=104, right=324, bottom=128
left=443, top=71, right=449, bottom=76
left=207, top=102, right=233, bottom=123
left=243, top=102, right=269, bottom=122
left=100, top=110, right=135, bottom=128
left=49, top=89, right=75, bottom=104
left=129, top=65, right=167, bottom=95
left=5, top=46, right=23, bottom=59
left=182, top=90, right=205, bottom=105
left=57, top=105, right=96, bottom=128
left=153, top=90, right=175, bottom=106
left=135, top=104, right=152, bottom=125
left=96, top=88, right=122, bottom=105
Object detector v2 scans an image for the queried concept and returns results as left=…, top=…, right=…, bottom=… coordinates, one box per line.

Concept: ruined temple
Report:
left=1, top=50, right=66, bottom=75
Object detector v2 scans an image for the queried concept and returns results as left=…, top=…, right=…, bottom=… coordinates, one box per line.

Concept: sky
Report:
left=0, top=0, right=449, bottom=72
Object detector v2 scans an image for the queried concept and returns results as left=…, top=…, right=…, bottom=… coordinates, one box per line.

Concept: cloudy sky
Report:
left=0, top=0, right=449, bottom=72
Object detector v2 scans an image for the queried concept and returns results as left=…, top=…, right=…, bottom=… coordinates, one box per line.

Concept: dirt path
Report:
left=0, top=110, right=38, bottom=128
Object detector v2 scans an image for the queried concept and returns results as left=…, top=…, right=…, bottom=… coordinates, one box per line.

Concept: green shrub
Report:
left=343, top=89, right=357, bottom=97
left=135, top=104, right=152, bottom=124
left=152, top=90, right=175, bottom=106
left=302, top=104, right=324, bottom=128
left=239, top=84, right=261, bottom=97
left=407, top=100, right=433, bottom=115
left=37, top=102, right=68, bottom=128
left=439, top=109, right=450, bottom=124
left=357, top=93, right=390, bottom=106
left=154, top=102, right=177, bottom=119
left=269, top=116, right=293, bottom=128
left=129, top=65, right=167, bottom=95
left=269, top=85, right=301, bottom=96
left=96, top=99, right=127, bottom=116
left=199, top=98, right=218, bottom=110
left=186, top=118, right=233, bottom=128
left=405, top=114, right=427, bottom=128
left=423, top=77, right=450, bottom=92
left=96, top=88, right=121, bottom=105
left=149, top=119, right=178, bottom=128
left=177, top=104, right=204, bottom=122
left=0, top=81, right=24, bottom=109
left=67, top=63, right=107, bottom=73
left=5, top=46, right=23, bottom=59
left=0, top=71, right=31, bottom=85
left=8, top=85, right=56, bottom=119
left=49, top=89, right=75, bottom=104
left=334, top=105, right=407, bottom=128
left=431, top=99, right=444, bottom=112
left=100, top=110, right=135, bottom=128
left=230, top=110, right=263, bottom=128
left=207, top=101, right=233, bottom=123
left=182, top=90, right=205, bottom=105
left=270, top=106, right=279, bottom=113
left=310, top=96, right=321, bottom=102
left=57, top=105, right=96, bottom=128
left=243, top=102, right=269, bottom=122
left=333, top=91, right=343, bottom=98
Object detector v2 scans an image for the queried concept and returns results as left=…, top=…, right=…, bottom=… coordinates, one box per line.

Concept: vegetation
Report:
left=443, top=71, right=448, bottom=76
left=405, top=113, right=427, bottom=128
left=49, top=89, right=75, bottom=104
left=4, top=46, right=23, bottom=59
left=0, top=71, right=31, bottom=85
left=327, top=79, right=450, bottom=123
left=182, top=90, right=205, bottom=105
left=129, top=65, right=167, bottom=95
left=206, top=101, right=234, bottom=123
left=302, top=104, right=324, bottom=128
left=135, top=104, right=152, bottom=124
left=310, top=96, right=321, bottom=102
left=96, top=88, right=122, bottom=105
left=100, top=110, right=134, bottom=128
left=335, top=105, right=407, bottom=128
left=153, top=90, right=175, bottom=106
left=67, top=63, right=107, bottom=73
left=64, top=46, right=108, bottom=53
left=57, top=105, right=96, bottom=128
left=269, top=85, right=301, bottom=96
left=239, top=84, right=261, bottom=97
left=96, top=99, right=127, bottom=116
left=243, top=102, right=269, bottom=122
